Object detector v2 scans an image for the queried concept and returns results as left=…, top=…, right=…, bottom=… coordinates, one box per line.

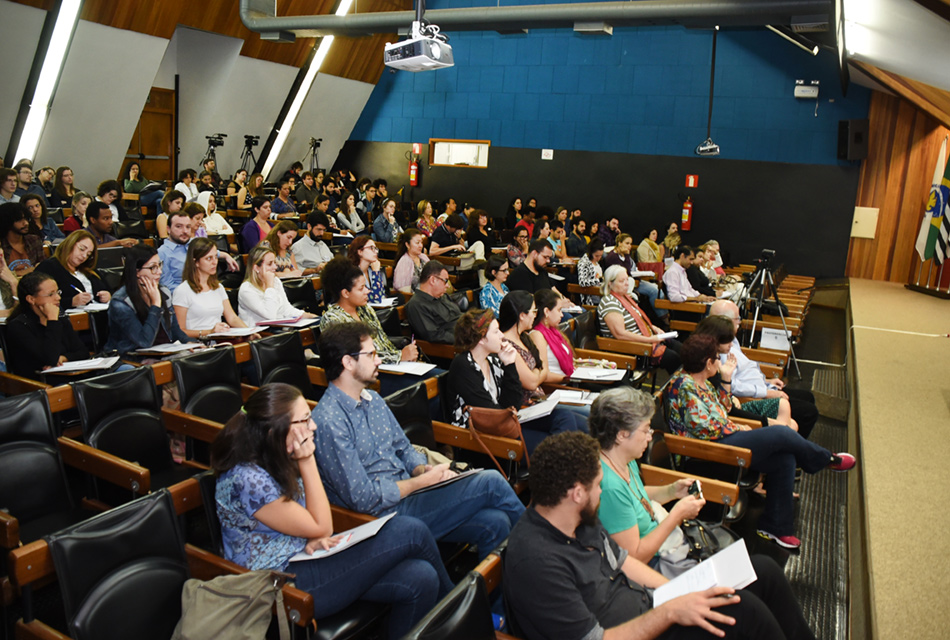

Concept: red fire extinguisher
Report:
left=409, top=158, right=419, bottom=187
left=681, top=197, right=693, bottom=231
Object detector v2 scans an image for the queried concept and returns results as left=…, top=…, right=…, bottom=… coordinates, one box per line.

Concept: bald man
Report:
left=709, top=300, right=819, bottom=439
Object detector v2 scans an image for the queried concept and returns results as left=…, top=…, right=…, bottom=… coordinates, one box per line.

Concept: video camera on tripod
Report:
left=244, top=135, right=260, bottom=147
left=205, top=133, right=227, bottom=148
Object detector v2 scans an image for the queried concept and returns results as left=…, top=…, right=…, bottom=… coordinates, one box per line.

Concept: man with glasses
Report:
left=312, top=322, right=524, bottom=560
left=404, top=260, right=461, bottom=343
left=13, top=162, right=48, bottom=206
left=0, top=169, right=21, bottom=205
left=158, top=210, right=238, bottom=290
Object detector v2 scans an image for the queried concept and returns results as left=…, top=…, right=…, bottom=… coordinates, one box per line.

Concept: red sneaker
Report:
left=757, top=529, right=801, bottom=550
left=829, top=452, right=856, bottom=472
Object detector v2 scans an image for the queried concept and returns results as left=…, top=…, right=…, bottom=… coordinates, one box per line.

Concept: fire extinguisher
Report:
left=681, top=197, right=693, bottom=231
left=409, top=158, right=419, bottom=187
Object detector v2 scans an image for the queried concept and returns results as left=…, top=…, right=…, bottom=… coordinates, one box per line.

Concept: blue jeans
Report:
left=718, top=426, right=832, bottom=536
left=291, top=515, right=453, bottom=638
left=637, top=280, right=667, bottom=318
left=139, top=190, right=163, bottom=211
left=398, top=469, right=525, bottom=560
left=522, top=407, right=589, bottom=454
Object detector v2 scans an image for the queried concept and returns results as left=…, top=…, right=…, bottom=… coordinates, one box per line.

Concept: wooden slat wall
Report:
left=845, top=90, right=950, bottom=283
left=10, top=0, right=405, bottom=84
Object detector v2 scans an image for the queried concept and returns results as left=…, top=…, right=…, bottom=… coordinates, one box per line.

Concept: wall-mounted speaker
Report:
left=838, top=119, right=868, bottom=161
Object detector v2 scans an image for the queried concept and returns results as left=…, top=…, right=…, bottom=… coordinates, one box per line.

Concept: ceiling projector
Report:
left=695, top=137, right=721, bottom=157
left=385, top=21, right=453, bottom=72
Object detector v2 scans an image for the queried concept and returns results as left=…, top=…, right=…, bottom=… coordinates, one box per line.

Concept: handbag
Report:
left=650, top=500, right=739, bottom=578
left=171, top=570, right=292, bottom=640
left=465, top=405, right=529, bottom=477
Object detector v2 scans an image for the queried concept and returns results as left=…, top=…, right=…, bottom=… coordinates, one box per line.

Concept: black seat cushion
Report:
left=403, top=572, right=495, bottom=640
left=250, top=333, right=318, bottom=401
left=172, top=347, right=243, bottom=423
left=385, top=381, right=438, bottom=450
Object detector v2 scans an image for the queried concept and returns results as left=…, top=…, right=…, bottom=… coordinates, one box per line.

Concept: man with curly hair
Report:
left=504, top=431, right=815, bottom=640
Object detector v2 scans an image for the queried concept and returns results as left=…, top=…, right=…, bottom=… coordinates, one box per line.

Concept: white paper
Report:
left=630, top=270, right=656, bottom=278
left=66, top=301, right=110, bottom=313
left=332, top=233, right=352, bottom=238
left=517, top=390, right=560, bottom=423
left=558, top=390, right=600, bottom=405
left=289, top=512, right=397, bottom=562
left=44, top=356, right=120, bottom=374
left=378, top=362, right=437, bottom=376
left=654, top=331, right=679, bottom=341
left=410, top=468, right=483, bottom=495
left=548, top=272, right=566, bottom=281
left=652, top=539, right=757, bottom=607
left=207, top=327, right=258, bottom=338
left=370, top=297, right=398, bottom=309
left=257, top=317, right=319, bottom=329
left=560, top=305, right=585, bottom=314
left=134, top=341, right=203, bottom=355
left=569, top=367, right=626, bottom=382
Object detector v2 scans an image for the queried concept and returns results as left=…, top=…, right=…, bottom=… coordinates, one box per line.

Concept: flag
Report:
left=915, top=137, right=950, bottom=263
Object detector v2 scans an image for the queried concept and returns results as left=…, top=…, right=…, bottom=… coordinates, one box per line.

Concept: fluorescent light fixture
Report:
left=842, top=0, right=877, bottom=57
left=844, top=21, right=871, bottom=56
left=15, top=0, right=83, bottom=161
left=260, top=0, right=354, bottom=178
left=766, top=25, right=819, bottom=56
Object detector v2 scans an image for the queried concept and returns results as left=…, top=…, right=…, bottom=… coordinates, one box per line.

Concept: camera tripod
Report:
left=745, top=264, right=801, bottom=379
left=239, top=141, right=259, bottom=173
left=302, top=138, right=322, bottom=174
left=202, top=144, right=219, bottom=167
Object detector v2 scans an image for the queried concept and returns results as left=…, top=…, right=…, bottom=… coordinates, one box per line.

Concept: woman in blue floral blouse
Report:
left=347, top=235, right=387, bottom=305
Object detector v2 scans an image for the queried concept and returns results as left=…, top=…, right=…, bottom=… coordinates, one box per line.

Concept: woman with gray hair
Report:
left=597, top=264, right=681, bottom=373
left=590, top=387, right=705, bottom=569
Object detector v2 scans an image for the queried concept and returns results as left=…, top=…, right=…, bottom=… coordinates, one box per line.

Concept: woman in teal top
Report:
left=589, top=387, right=705, bottom=566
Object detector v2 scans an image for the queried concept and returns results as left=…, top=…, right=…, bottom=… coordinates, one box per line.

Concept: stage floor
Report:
left=849, top=279, right=950, bottom=640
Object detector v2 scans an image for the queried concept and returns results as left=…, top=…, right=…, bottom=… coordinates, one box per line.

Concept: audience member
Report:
left=4, top=272, right=87, bottom=380
left=35, top=166, right=54, bottom=199
left=238, top=245, right=314, bottom=326
left=240, top=196, right=273, bottom=253
left=405, top=260, right=460, bottom=344
left=295, top=171, right=320, bottom=211
left=504, top=431, right=818, bottom=640
left=393, top=228, right=429, bottom=294
left=172, top=237, right=250, bottom=340
left=466, top=209, right=493, bottom=260
left=531, top=218, right=550, bottom=243
left=598, top=265, right=682, bottom=374
left=667, top=334, right=855, bottom=549
left=505, top=196, right=523, bottom=227
left=566, top=218, right=588, bottom=257
left=507, top=227, right=530, bottom=268
left=0, top=249, right=20, bottom=316
left=122, top=161, right=163, bottom=210
left=195, top=191, right=233, bottom=235
left=201, top=157, right=223, bottom=191
left=663, top=246, right=716, bottom=303
left=356, top=182, right=376, bottom=223
left=63, top=191, right=92, bottom=233
left=530, top=288, right=584, bottom=383
left=156, top=189, right=186, bottom=238
left=577, top=238, right=605, bottom=305
left=336, top=191, right=365, bottom=235
left=514, top=209, right=536, bottom=238
left=231, top=169, right=251, bottom=209
left=0, top=201, right=45, bottom=275
left=95, top=180, right=123, bottom=222
left=371, top=197, right=403, bottom=243
left=292, top=211, right=334, bottom=276
left=262, top=220, right=303, bottom=277
left=47, top=166, right=77, bottom=209
left=602, top=233, right=636, bottom=273
left=415, top=200, right=437, bottom=237
left=270, top=179, right=297, bottom=217
left=0, top=168, right=21, bottom=204
left=686, top=248, right=717, bottom=297
left=507, top=239, right=563, bottom=301
left=598, top=216, right=620, bottom=247
left=13, top=163, right=47, bottom=205
left=196, top=170, right=217, bottom=195
left=662, top=221, right=681, bottom=254
left=174, top=168, right=199, bottom=202
left=446, top=308, right=586, bottom=454
left=22, top=192, right=64, bottom=243
left=312, top=321, right=524, bottom=560
left=104, top=246, right=190, bottom=355
left=347, top=236, right=387, bottom=305
left=428, top=213, right=466, bottom=258
left=636, top=227, right=664, bottom=263
left=479, top=254, right=510, bottom=315
left=35, top=231, right=110, bottom=311
left=210, top=382, right=451, bottom=638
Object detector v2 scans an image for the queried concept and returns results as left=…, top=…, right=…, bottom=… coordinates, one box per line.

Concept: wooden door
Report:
left=122, top=87, right=175, bottom=184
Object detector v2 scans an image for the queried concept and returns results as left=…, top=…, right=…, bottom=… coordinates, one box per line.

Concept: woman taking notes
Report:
left=172, top=237, right=251, bottom=340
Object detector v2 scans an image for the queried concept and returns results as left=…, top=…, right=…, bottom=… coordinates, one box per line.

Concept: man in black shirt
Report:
left=504, top=431, right=815, bottom=640
left=507, top=239, right=555, bottom=293
left=405, top=260, right=461, bottom=343
left=566, top=218, right=588, bottom=257
left=429, top=213, right=466, bottom=258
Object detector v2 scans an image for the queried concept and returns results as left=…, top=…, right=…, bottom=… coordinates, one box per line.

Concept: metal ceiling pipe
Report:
left=240, top=0, right=832, bottom=39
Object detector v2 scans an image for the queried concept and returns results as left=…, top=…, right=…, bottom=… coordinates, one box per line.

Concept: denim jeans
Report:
left=637, top=280, right=668, bottom=318
left=291, top=515, right=453, bottom=638
left=718, top=425, right=832, bottom=536
left=399, top=469, right=525, bottom=559
left=522, top=407, right=589, bottom=454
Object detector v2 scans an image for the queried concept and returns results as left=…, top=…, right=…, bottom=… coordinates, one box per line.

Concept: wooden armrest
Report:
left=0, top=510, right=19, bottom=549
left=9, top=539, right=53, bottom=588
left=0, top=372, right=49, bottom=396
left=474, top=553, right=502, bottom=594
left=432, top=420, right=524, bottom=462
left=669, top=320, right=697, bottom=333
left=566, top=283, right=600, bottom=296
left=58, top=436, right=151, bottom=494
left=595, top=336, right=651, bottom=358
left=662, top=434, right=752, bottom=468
left=330, top=505, right=376, bottom=531
left=45, top=384, right=77, bottom=413
left=185, top=544, right=314, bottom=627
left=415, top=340, right=457, bottom=360
left=161, top=408, right=223, bottom=443
left=639, top=464, right=739, bottom=507
left=730, top=417, right=762, bottom=429
left=67, top=313, right=90, bottom=332
left=241, top=383, right=256, bottom=401
left=739, top=347, right=788, bottom=366
left=575, top=348, right=640, bottom=372
left=151, top=360, right=174, bottom=385
left=308, top=366, right=329, bottom=388
left=758, top=364, right=783, bottom=379
left=654, top=299, right=707, bottom=313
left=14, top=619, right=70, bottom=640
left=168, top=477, right=202, bottom=517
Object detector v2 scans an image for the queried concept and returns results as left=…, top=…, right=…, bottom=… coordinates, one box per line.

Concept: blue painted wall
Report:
left=351, top=15, right=870, bottom=165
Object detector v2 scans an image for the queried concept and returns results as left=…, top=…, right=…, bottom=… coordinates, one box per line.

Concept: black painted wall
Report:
left=335, top=140, right=861, bottom=278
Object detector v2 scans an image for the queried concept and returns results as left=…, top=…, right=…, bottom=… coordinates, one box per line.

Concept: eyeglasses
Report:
left=139, top=261, right=164, bottom=273
left=497, top=267, right=509, bottom=273
left=290, top=415, right=314, bottom=426
left=348, top=349, right=378, bottom=360
left=36, top=289, right=62, bottom=298
left=516, top=235, right=528, bottom=240
left=434, top=276, right=449, bottom=285
left=363, top=245, right=378, bottom=253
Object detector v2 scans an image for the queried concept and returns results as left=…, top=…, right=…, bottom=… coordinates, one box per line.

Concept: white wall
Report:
left=0, top=1, right=50, bottom=158
left=267, top=73, right=375, bottom=181
left=34, top=20, right=168, bottom=188
left=152, top=27, right=179, bottom=91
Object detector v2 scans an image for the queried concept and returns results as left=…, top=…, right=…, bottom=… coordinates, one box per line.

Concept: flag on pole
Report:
left=915, top=136, right=950, bottom=263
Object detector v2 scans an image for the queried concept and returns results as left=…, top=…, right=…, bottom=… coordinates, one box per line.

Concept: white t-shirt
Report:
left=172, top=283, right=227, bottom=330
left=174, top=182, right=200, bottom=202
left=237, top=280, right=299, bottom=326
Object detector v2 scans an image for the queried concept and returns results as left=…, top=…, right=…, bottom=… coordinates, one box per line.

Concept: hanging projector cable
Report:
left=696, top=26, right=721, bottom=157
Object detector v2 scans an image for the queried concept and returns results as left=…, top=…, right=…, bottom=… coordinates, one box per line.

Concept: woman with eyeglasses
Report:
left=35, top=230, right=110, bottom=311
left=211, top=383, right=452, bottom=638
left=4, top=272, right=88, bottom=379
left=479, top=254, right=509, bottom=315
left=506, top=228, right=530, bottom=268
left=104, top=246, right=189, bottom=356
left=347, top=236, right=387, bottom=305
left=393, top=229, right=429, bottom=294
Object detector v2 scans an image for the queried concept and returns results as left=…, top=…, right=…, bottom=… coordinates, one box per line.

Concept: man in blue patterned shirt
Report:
left=312, top=322, right=525, bottom=559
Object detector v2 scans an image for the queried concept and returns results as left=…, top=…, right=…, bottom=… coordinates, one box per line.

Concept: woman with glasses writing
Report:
left=4, top=272, right=88, bottom=379
left=104, top=246, right=190, bottom=356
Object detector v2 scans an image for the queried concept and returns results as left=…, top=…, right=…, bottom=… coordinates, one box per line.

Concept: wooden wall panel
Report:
left=10, top=0, right=407, bottom=83
left=845, top=91, right=950, bottom=284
